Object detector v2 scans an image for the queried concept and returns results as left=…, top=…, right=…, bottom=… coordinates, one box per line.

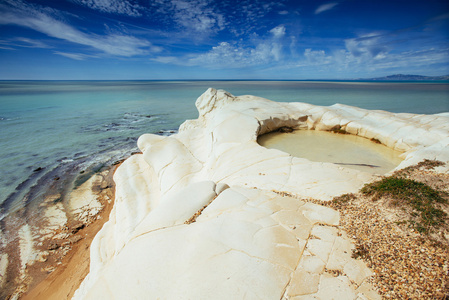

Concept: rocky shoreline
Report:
left=72, top=89, right=448, bottom=299
left=8, top=162, right=448, bottom=300
left=0, top=164, right=118, bottom=299
left=5, top=88, right=449, bottom=299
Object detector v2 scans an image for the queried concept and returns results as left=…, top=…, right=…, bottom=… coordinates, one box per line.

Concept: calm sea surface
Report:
left=0, top=80, right=448, bottom=219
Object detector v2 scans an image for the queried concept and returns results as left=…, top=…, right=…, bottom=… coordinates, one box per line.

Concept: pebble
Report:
left=320, top=167, right=449, bottom=299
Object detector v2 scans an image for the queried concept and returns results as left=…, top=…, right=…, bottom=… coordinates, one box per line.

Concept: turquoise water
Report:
left=0, top=80, right=448, bottom=218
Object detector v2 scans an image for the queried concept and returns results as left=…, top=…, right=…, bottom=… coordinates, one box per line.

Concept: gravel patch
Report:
left=322, top=161, right=449, bottom=299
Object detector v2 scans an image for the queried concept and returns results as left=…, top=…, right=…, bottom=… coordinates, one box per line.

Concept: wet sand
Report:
left=0, top=163, right=119, bottom=299
left=258, top=129, right=403, bottom=174
left=21, top=190, right=114, bottom=300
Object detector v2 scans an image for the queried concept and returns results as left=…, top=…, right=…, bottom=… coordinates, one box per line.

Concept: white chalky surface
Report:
left=74, top=89, right=449, bottom=299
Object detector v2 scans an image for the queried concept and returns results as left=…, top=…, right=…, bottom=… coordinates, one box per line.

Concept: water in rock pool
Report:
left=0, top=80, right=447, bottom=220
left=258, top=129, right=404, bottom=174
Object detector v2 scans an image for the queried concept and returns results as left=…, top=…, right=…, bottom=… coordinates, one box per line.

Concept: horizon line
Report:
left=1, top=79, right=448, bottom=83
left=1, top=74, right=448, bottom=82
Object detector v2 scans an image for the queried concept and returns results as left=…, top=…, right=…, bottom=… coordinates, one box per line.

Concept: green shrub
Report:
left=361, top=176, right=447, bottom=233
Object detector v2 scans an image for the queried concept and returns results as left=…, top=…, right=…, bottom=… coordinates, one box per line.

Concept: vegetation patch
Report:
left=326, top=160, right=448, bottom=298
left=331, top=193, right=357, bottom=208
left=361, top=175, right=448, bottom=233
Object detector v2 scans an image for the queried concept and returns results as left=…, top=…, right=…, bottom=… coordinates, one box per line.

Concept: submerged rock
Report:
left=73, top=89, right=449, bottom=299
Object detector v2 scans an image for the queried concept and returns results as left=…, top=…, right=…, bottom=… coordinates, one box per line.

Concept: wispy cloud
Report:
left=0, top=0, right=155, bottom=57
left=151, top=56, right=179, bottom=64
left=291, top=30, right=449, bottom=76
left=172, top=0, right=225, bottom=35
left=0, top=40, right=15, bottom=50
left=54, top=51, right=96, bottom=60
left=227, top=0, right=282, bottom=36
left=149, top=0, right=282, bottom=38
left=153, top=25, right=288, bottom=68
left=72, top=0, right=143, bottom=17
left=187, top=42, right=261, bottom=67
left=14, top=37, right=51, bottom=48
left=166, top=24, right=449, bottom=76
left=0, top=37, right=51, bottom=49
left=237, top=0, right=280, bottom=22
left=149, top=0, right=226, bottom=39
left=301, top=49, right=332, bottom=66
left=345, top=33, right=389, bottom=61
left=269, top=25, right=286, bottom=61
left=270, top=25, right=286, bottom=38
left=315, top=2, right=338, bottom=14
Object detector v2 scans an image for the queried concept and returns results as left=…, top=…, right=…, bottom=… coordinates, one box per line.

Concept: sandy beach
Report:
left=21, top=194, right=114, bottom=300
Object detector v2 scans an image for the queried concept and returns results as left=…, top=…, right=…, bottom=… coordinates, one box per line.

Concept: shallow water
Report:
left=258, top=130, right=404, bottom=174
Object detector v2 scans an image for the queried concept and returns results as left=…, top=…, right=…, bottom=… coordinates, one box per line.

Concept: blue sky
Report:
left=0, top=0, right=448, bottom=80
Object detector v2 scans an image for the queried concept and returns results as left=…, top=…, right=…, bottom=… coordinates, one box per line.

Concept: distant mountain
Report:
left=369, top=74, right=449, bottom=81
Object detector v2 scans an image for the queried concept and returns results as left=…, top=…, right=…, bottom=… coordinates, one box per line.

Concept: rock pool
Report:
left=258, top=129, right=403, bottom=174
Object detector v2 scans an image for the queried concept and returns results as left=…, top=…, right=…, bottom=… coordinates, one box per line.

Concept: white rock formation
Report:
left=73, top=89, right=449, bottom=299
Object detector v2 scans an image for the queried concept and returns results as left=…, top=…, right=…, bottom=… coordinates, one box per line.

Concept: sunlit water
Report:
left=0, top=80, right=448, bottom=218
left=258, top=130, right=404, bottom=174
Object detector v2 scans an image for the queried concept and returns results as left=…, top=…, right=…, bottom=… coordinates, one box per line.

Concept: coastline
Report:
left=71, top=89, right=449, bottom=299
left=20, top=176, right=116, bottom=300
left=2, top=87, right=448, bottom=299
left=0, top=162, right=120, bottom=299
left=13, top=163, right=449, bottom=299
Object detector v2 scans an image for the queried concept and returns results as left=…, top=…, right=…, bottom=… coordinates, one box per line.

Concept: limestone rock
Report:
left=74, top=89, right=449, bottom=299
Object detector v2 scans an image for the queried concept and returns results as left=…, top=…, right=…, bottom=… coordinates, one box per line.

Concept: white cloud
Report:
left=344, top=33, right=389, bottom=61
left=0, top=0, right=154, bottom=57
left=293, top=49, right=334, bottom=72
left=185, top=42, right=259, bottom=67
left=148, top=0, right=283, bottom=39
left=152, top=56, right=179, bottom=64
left=98, top=34, right=152, bottom=56
left=54, top=51, right=95, bottom=60
left=290, top=30, right=449, bottom=77
left=239, top=0, right=279, bottom=20
left=270, top=25, right=286, bottom=38
left=14, top=37, right=50, bottom=48
left=278, top=10, right=288, bottom=15
left=73, top=0, right=143, bottom=17
left=356, top=48, right=449, bottom=72
left=0, top=37, right=50, bottom=49
left=151, top=41, right=274, bottom=68
left=157, top=33, right=287, bottom=68
left=304, top=49, right=330, bottom=64
left=315, top=2, right=338, bottom=14
left=151, top=0, right=226, bottom=38
left=0, top=40, right=14, bottom=50
left=151, top=22, right=291, bottom=68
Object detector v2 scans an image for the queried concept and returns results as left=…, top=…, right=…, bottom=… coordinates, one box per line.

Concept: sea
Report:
left=0, top=80, right=448, bottom=221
